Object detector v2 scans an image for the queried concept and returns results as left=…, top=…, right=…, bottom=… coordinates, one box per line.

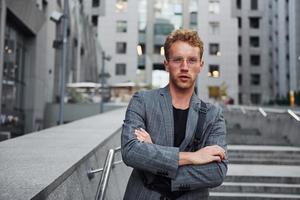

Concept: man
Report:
left=121, top=29, right=227, bottom=200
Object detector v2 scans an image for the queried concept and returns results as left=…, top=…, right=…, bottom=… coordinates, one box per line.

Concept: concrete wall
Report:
left=0, top=108, right=131, bottom=200
left=224, top=107, right=300, bottom=146
left=44, top=102, right=127, bottom=128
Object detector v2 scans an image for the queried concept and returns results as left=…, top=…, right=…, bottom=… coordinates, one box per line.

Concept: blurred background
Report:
left=0, top=1, right=300, bottom=199
left=0, top=0, right=299, bottom=137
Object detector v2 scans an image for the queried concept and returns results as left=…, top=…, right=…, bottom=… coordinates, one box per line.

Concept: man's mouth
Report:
left=178, top=75, right=190, bottom=81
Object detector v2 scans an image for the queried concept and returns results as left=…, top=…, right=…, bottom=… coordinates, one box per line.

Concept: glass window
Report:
left=238, top=54, right=242, bottom=66
left=238, top=74, right=242, bottom=85
left=209, top=0, right=220, bottom=14
left=208, top=65, right=220, bottom=78
left=250, top=55, right=260, bottom=66
left=251, top=0, right=258, bottom=10
left=91, top=15, right=98, bottom=27
left=1, top=24, right=26, bottom=135
left=236, top=0, right=241, bottom=9
left=250, top=36, right=260, bottom=47
left=92, top=0, right=100, bottom=7
left=250, top=74, right=260, bottom=85
left=208, top=86, right=220, bottom=99
left=249, top=17, right=260, bottom=28
left=116, top=20, right=127, bottom=33
left=250, top=93, right=261, bottom=104
left=238, top=93, right=243, bottom=104
left=209, top=22, right=220, bottom=35
left=209, top=43, right=220, bottom=56
left=154, top=45, right=164, bottom=54
left=154, top=21, right=174, bottom=35
left=116, top=0, right=127, bottom=13
left=116, top=42, right=127, bottom=54
left=115, top=63, right=126, bottom=75
left=190, top=12, right=197, bottom=27
left=238, top=17, right=242, bottom=28
left=238, top=36, right=242, bottom=47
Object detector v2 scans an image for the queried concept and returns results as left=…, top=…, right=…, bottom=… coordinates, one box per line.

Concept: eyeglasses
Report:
left=168, top=56, right=200, bottom=66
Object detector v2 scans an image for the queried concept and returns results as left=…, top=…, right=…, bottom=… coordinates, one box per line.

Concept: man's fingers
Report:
left=204, top=145, right=226, bottom=160
left=213, top=156, right=222, bottom=162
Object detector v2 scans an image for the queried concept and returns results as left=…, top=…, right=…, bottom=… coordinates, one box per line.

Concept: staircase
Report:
left=209, top=128, right=300, bottom=200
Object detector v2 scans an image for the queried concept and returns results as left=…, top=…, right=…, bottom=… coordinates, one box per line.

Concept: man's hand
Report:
left=179, top=145, right=226, bottom=166
left=135, top=128, right=153, bottom=144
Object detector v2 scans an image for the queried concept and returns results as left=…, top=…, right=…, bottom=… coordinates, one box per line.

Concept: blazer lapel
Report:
left=159, top=86, right=174, bottom=147
left=179, top=93, right=201, bottom=151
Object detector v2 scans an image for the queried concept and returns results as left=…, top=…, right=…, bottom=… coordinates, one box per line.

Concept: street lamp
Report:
left=99, top=51, right=111, bottom=113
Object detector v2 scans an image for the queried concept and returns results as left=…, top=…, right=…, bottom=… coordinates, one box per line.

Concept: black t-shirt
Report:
left=173, top=106, right=189, bottom=147
left=148, top=106, right=190, bottom=197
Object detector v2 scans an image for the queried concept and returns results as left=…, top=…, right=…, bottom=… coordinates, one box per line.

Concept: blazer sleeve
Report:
left=171, top=106, right=228, bottom=191
left=121, top=92, right=180, bottom=179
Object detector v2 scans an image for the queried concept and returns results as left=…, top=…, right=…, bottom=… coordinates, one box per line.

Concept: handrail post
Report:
left=287, top=109, right=300, bottom=121
left=95, top=149, right=115, bottom=200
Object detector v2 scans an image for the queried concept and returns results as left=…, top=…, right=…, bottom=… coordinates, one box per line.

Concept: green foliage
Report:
left=68, top=88, right=84, bottom=103
left=268, top=91, right=300, bottom=106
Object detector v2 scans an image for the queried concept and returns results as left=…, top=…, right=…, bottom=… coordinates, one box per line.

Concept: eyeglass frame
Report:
left=167, top=56, right=202, bottom=67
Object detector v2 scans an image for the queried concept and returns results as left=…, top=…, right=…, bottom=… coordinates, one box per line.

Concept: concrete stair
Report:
left=209, top=192, right=300, bottom=200
left=209, top=144, right=300, bottom=200
left=228, top=145, right=300, bottom=165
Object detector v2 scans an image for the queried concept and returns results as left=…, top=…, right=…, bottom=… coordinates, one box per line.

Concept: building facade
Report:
left=232, top=0, right=300, bottom=105
left=0, top=0, right=99, bottom=137
left=268, top=0, right=300, bottom=98
left=87, top=0, right=139, bottom=85
left=197, top=0, right=238, bottom=103
left=232, top=0, right=272, bottom=105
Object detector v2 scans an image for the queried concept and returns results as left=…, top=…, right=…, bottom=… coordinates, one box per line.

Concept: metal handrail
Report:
left=87, top=146, right=123, bottom=200
left=225, top=105, right=300, bottom=122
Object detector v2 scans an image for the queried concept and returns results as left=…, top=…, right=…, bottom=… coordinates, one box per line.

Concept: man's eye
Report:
left=173, top=58, right=183, bottom=63
left=188, top=58, right=198, bottom=63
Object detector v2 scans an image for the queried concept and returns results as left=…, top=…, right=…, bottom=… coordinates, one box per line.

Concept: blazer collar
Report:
left=159, top=85, right=202, bottom=150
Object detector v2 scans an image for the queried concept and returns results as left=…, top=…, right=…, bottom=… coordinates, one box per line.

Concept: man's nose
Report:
left=180, top=59, right=189, bottom=70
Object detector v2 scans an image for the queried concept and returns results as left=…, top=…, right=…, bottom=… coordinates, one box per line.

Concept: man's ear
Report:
left=199, top=59, right=204, bottom=72
left=164, top=60, right=169, bottom=72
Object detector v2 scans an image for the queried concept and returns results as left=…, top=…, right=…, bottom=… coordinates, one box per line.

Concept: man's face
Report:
left=164, top=41, right=204, bottom=91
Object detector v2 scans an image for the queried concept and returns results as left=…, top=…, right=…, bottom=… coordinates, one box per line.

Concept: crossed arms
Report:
left=121, top=92, right=228, bottom=191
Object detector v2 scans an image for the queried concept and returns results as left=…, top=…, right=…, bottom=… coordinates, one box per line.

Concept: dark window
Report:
left=190, top=12, right=197, bottom=25
left=250, top=36, right=260, bottom=47
left=250, top=74, right=260, bottom=85
left=92, top=0, right=100, bottom=7
left=250, top=93, right=261, bottom=104
left=238, top=74, right=242, bottom=85
left=238, top=36, right=242, bottom=47
left=153, top=45, right=162, bottom=54
left=250, top=55, right=260, bottom=66
left=251, top=0, right=258, bottom=10
left=209, top=43, right=220, bottom=56
left=238, top=17, right=242, bottom=28
left=249, top=17, right=260, bottom=28
left=116, top=20, right=127, bottom=32
left=115, top=63, right=126, bottom=75
left=238, top=54, right=242, bottom=66
left=238, top=93, right=243, bottom=104
left=116, top=42, right=127, bottom=54
left=91, top=15, right=98, bottom=27
left=208, top=65, right=220, bottom=78
left=236, top=0, right=242, bottom=9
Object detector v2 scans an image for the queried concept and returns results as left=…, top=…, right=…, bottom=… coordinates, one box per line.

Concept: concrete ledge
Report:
left=0, top=108, right=128, bottom=200
left=224, top=109, right=300, bottom=146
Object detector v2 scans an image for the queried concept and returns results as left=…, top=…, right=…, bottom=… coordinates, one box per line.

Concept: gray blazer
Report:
left=121, top=86, right=228, bottom=200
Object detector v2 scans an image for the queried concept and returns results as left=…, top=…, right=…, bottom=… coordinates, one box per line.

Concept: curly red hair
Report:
left=164, top=29, right=204, bottom=60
